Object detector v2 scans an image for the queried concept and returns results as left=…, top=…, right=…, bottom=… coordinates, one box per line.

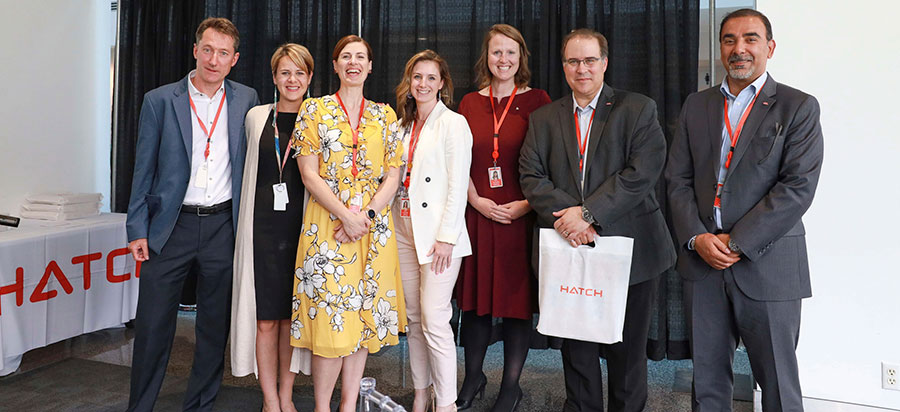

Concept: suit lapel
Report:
left=556, top=98, right=582, bottom=197
left=726, top=78, right=777, bottom=180
left=225, top=80, right=242, bottom=166
left=173, top=76, right=193, bottom=162
left=707, top=89, right=723, bottom=178
left=413, top=101, right=445, bottom=166
left=583, top=85, right=615, bottom=183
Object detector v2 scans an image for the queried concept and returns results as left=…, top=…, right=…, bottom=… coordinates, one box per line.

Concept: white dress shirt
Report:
left=184, top=70, right=232, bottom=206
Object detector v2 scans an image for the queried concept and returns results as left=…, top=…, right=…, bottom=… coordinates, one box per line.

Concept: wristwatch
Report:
left=727, top=238, right=742, bottom=254
left=581, top=205, right=596, bottom=225
left=366, top=208, right=377, bottom=219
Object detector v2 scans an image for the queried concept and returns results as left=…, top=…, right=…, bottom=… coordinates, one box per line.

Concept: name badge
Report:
left=194, top=162, right=209, bottom=188
left=273, top=183, right=289, bottom=211
left=488, top=166, right=503, bottom=189
left=399, top=197, right=411, bottom=218
left=349, top=193, right=363, bottom=213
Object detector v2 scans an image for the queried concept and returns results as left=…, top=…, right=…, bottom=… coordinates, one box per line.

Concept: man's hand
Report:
left=128, top=238, right=150, bottom=262
left=694, top=233, right=740, bottom=270
left=564, top=225, right=597, bottom=248
left=552, top=206, right=590, bottom=240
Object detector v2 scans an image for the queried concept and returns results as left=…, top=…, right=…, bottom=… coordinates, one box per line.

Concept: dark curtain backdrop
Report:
left=361, top=0, right=697, bottom=361
left=204, top=0, right=358, bottom=100
left=112, top=0, right=697, bottom=360
left=112, top=0, right=206, bottom=213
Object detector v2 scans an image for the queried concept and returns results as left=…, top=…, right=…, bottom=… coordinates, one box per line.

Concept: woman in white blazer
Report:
left=393, top=50, right=473, bottom=412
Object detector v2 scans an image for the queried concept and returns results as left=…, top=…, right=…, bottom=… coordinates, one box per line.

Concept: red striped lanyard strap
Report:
left=573, top=107, right=597, bottom=171
left=488, top=85, right=518, bottom=167
left=335, top=93, right=365, bottom=178
left=188, top=88, right=226, bottom=160
left=714, top=82, right=765, bottom=208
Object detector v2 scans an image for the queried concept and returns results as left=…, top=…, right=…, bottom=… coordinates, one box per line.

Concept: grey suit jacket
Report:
left=665, top=76, right=823, bottom=301
left=520, top=85, right=675, bottom=285
left=126, top=75, right=259, bottom=254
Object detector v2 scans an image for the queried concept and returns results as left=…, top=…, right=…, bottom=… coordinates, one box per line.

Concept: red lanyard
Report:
left=573, top=108, right=597, bottom=171
left=188, top=88, right=226, bottom=160
left=403, top=120, right=424, bottom=190
left=714, top=82, right=765, bottom=208
left=271, top=103, right=294, bottom=182
left=335, top=93, right=365, bottom=177
left=488, top=86, right=518, bottom=166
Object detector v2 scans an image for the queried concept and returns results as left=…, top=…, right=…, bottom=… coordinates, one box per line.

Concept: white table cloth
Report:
left=0, top=213, right=139, bottom=375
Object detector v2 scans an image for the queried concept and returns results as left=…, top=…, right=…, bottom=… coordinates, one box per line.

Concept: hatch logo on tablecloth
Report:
left=0, top=247, right=141, bottom=316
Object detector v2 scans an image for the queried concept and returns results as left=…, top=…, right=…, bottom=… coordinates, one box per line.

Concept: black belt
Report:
left=181, top=200, right=232, bottom=216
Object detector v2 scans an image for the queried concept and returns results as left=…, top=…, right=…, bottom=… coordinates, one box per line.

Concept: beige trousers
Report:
left=395, top=214, right=461, bottom=406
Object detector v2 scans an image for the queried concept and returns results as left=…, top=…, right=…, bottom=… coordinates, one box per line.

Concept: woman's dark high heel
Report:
left=490, top=386, right=523, bottom=412
left=455, top=373, right=487, bottom=410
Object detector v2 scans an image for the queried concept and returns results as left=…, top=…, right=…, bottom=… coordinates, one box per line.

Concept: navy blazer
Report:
left=126, top=75, right=259, bottom=254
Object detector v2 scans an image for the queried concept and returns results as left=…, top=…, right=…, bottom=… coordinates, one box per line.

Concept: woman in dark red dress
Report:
left=454, top=24, right=551, bottom=412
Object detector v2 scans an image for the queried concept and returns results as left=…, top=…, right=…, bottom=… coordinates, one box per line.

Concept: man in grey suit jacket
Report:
left=124, top=17, right=258, bottom=412
left=520, top=29, right=675, bottom=412
left=665, top=9, right=824, bottom=412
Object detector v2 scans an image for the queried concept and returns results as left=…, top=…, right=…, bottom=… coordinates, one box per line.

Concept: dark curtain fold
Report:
left=112, top=0, right=206, bottom=213
left=112, top=0, right=697, bottom=359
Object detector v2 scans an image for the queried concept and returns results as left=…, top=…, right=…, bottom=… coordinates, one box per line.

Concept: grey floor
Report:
left=0, top=312, right=753, bottom=411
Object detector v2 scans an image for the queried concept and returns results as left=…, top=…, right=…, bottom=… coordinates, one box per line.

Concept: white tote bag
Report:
left=536, top=228, right=634, bottom=344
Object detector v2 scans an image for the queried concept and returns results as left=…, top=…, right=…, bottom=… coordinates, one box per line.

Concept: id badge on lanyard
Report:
left=488, top=166, right=503, bottom=188
left=271, top=104, right=294, bottom=211
left=195, top=162, right=209, bottom=188
left=488, top=86, right=517, bottom=189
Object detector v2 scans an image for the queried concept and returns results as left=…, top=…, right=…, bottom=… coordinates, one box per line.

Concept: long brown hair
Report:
left=394, top=50, right=454, bottom=129
left=474, top=24, right=531, bottom=89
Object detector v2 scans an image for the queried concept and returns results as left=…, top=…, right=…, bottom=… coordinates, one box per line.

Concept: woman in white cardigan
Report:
left=393, top=50, right=473, bottom=412
left=231, top=44, right=313, bottom=412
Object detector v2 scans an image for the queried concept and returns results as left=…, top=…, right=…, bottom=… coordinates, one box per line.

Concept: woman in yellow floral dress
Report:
left=291, top=35, right=407, bottom=412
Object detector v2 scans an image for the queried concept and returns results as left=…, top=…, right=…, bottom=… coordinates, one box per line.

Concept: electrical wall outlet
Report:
left=884, top=362, right=900, bottom=391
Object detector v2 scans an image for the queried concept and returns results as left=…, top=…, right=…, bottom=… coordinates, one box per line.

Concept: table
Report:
left=0, top=214, right=139, bottom=375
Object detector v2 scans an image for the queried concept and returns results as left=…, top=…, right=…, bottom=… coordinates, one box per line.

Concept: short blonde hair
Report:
left=270, top=43, right=315, bottom=74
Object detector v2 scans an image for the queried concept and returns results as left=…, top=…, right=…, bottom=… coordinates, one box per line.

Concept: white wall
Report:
left=0, top=1, right=111, bottom=215
left=756, top=1, right=900, bottom=409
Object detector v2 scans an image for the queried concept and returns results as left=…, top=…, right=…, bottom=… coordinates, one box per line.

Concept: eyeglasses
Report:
left=564, top=57, right=602, bottom=68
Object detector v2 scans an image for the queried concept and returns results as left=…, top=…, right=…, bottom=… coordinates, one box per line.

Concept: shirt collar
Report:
left=188, top=69, right=225, bottom=99
left=720, top=71, right=768, bottom=99
left=572, top=85, right=604, bottom=114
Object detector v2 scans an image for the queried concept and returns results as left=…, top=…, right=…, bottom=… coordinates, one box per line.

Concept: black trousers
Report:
left=561, top=277, right=659, bottom=412
left=127, top=210, right=234, bottom=412
left=685, top=268, right=803, bottom=412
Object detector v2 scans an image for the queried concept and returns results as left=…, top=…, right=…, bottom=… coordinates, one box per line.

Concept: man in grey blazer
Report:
left=665, top=9, right=824, bottom=412
left=520, top=29, right=675, bottom=412
left=124, top=17, right=258, bottom=412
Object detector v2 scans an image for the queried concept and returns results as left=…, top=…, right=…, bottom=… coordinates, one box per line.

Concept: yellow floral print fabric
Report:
left=289, top=95, right=407, bottom=358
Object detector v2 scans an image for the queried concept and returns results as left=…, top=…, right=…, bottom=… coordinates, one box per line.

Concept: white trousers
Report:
left=395, top=215, right=461, bottom=406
